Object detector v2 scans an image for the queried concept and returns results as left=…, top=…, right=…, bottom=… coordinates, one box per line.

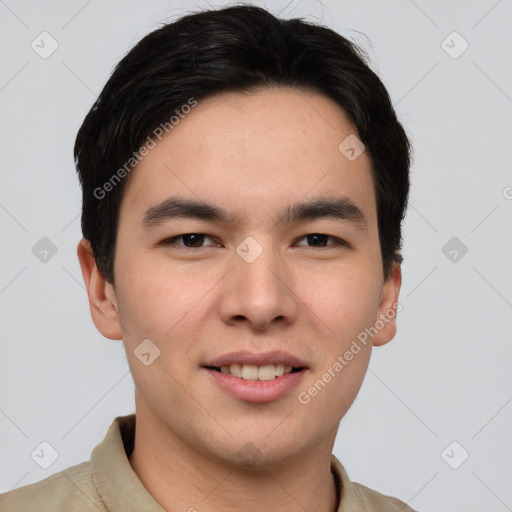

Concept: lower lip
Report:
left=203, top=368, right=308, bottom=403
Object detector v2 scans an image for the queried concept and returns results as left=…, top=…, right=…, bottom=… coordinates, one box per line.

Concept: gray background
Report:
left=1, top=1, right=511, bottom=510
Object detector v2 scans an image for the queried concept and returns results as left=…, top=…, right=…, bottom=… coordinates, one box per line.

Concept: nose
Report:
left=219, top=242, right=299, bottom=331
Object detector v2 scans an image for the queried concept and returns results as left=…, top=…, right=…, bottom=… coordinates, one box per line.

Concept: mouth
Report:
left=202, top=365, right=308, bottom=403
left=201, top=350, right=309, bottom=402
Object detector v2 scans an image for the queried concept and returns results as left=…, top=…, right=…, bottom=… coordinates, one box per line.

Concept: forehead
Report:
left=119, top=87, right=377, bottom=229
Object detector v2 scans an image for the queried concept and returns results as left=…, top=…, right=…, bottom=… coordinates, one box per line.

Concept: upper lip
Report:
left=202, top=350, right=309, bottom=369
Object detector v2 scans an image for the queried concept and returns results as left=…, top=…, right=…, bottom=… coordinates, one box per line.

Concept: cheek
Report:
left=294, top=267, right=380, bottom=411
left=298, top=265, right=382, bottom=339
left=114, top=257, right=223, bottom=378
left=114, top=266, right=206, bottom=399
left=296, top=281, right=376, bottom=423
left=116, top=255, right=198, bottom=333
left=295, top=342, right=372, bottom=432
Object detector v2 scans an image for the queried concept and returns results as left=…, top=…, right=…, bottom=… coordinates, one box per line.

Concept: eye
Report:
left=295, top=233, right=348, bottom=248
left=160, top=233, right=218, bottom=248
left=159, top=233, right=347, bottom=249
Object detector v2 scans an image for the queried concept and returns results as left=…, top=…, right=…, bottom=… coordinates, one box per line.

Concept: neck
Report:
left=129, top=408, right=339, bottom=512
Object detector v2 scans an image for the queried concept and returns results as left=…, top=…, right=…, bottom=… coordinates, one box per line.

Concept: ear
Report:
left=372, top=260, right=402, bottom=347
left=76, top=238, right=123, bottom=340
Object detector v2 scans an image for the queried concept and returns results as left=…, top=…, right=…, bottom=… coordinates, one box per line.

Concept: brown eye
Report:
left=161, top=233, right=216, bottom=248
left=180, top=234, right=206, bottom=247
left=295, top=234, right=347, bottom=248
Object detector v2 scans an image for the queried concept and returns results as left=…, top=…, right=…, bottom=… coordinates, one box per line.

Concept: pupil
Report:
left=308, top=234, right=327, bottom=246
left=184, top=233, right=204, bottom=247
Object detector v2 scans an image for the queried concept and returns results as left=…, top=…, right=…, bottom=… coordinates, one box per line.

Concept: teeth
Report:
left=218, top=363, right=295, bottom=380
left=241, top=364, right=258, bottom=380
left=258, top=364, right=276, bottom=381
left=230, top=363, right=242, bottom=378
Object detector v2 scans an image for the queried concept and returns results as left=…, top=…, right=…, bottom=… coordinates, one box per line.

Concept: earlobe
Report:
left=372, top=260, right=402, bottom=347
left=76, top=238, right=123, bottom=340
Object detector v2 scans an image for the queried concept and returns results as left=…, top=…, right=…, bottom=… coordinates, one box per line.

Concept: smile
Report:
left=207, top=363, right=305, bottom=381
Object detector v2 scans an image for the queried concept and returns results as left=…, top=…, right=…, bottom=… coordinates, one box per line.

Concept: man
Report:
left=0, top=4, right=414, bottom=511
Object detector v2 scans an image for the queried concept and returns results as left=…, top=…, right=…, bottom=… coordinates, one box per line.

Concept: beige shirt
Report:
left=0, top=414, right=416, bottom=511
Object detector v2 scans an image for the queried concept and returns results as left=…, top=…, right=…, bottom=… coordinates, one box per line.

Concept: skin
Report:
left=77, top=87, right=401, bottom=512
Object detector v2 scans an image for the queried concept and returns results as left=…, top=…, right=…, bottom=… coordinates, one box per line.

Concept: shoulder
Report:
left=0, top=461, right=106, bottom=512
left=330, top=454, right=417, bottom=511
left=351, top=481, right=417, bottom=511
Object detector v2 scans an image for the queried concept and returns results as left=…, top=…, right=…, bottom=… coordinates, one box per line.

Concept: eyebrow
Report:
left=142, top=195, right=367, bottom=231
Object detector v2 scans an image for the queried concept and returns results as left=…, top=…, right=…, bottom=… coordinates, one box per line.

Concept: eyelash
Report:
left=160, top=233, right=348, bottom=249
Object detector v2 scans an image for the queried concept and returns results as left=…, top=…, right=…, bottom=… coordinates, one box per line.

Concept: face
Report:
left=79, top=87, right=401, bottom=468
